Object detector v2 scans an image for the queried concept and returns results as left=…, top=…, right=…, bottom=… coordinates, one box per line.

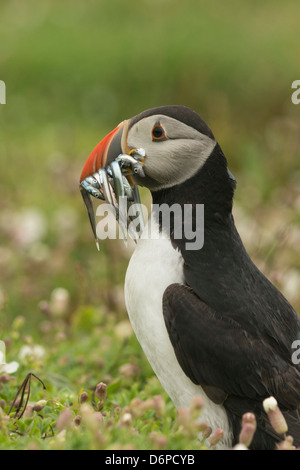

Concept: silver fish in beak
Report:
left=79, top=120, right=145, bottom=250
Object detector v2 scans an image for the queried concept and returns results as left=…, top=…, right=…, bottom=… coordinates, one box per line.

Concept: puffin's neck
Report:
left=151, top=143, right=237, bottom=239
left=150, top=144, right=252, bottom=316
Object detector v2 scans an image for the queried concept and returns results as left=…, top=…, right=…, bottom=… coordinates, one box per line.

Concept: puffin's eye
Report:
left=152, top=124, right=166, bottom=141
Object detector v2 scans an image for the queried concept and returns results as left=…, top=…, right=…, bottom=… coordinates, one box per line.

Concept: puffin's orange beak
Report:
left=79, top=119, right=135, bottom=250
left=79, top=118, right=145, bottom=250
left=80, top=120, right=130, bottom=182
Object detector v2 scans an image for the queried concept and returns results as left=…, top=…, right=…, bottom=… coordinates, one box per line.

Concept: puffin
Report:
left=79, top=105, right=300, bottom=449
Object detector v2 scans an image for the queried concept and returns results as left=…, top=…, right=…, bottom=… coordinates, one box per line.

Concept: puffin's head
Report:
left=80, top=105, right=217, bottom=192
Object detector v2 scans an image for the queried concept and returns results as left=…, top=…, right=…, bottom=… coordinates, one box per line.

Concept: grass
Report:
left=0, top=0, right=299, bottom=450
left=0, top=306, right=206, bottom=450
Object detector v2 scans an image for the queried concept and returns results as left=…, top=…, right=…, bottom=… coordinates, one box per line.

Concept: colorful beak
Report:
left=79, top=120, right=145, bottom=250
left=80, top=120, right=130, bottom=182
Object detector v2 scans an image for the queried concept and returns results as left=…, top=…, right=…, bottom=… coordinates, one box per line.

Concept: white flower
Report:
left=11, top=208, right=47, bottom=248
left=0, top=340, right=6, bottom=365
left=19, top=344, right=46, bottom=361
left=0, top=340, right=19, bottom=374
left=263, top=396, right=278, bottom=412
left=50, top=287, right=70, bottom=317
left=0, top=361, right=19, bottom=374
left=114, top=320, right=133, bottom=339
left=233, top=443, right=248, bottom=450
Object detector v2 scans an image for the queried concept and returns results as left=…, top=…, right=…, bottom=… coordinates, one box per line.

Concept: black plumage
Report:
left=151, top=141, right=300, bottom=449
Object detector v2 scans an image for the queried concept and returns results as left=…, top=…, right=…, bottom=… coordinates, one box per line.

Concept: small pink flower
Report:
left=238, top=412, right=257, bottom=448
left=95, top=382, right=107, bottom=401
left=209, top=428, right=224, bottom=446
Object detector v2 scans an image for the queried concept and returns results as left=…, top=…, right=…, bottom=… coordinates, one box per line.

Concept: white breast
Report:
left=124, top=216, right=232, bottom=447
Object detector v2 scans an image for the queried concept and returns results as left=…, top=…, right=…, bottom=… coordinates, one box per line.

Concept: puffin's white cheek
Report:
left=143, top=140, right=215, bottom=188
left=144, top=153, right=176, bottom=183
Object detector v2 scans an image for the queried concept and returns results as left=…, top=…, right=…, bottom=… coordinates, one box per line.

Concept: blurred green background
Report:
left=0, top=0, right=299, bottom=385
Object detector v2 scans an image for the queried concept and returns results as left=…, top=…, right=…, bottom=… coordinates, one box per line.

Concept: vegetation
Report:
left=0, top=0, right=299, bottom=450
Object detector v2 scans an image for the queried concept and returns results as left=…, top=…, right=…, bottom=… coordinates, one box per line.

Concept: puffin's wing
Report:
left=162, top=283, right=300, bottom=409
